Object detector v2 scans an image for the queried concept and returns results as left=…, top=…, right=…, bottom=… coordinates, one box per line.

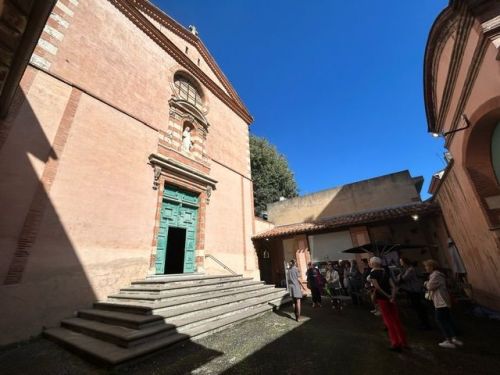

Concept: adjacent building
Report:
left=0, top=0, right=258, bottom=345
left=253, top=171, right=450, bottom=288
left=424, top=0, right=500, bottom=310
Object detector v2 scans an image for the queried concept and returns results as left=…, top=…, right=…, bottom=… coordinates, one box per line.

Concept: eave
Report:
left=423, top=5, right=457, bottom=133
left=0, top=0, right=57, bottom=118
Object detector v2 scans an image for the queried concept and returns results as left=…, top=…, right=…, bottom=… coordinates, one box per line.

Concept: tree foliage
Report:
left=250, top=135, right=299, bottom=216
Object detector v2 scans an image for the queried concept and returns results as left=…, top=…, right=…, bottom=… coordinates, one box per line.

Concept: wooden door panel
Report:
left=156, top=185, right=199, bottom=274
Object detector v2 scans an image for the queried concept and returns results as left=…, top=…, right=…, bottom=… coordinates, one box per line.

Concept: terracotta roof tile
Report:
left=252, top=201, right=440, bottom=240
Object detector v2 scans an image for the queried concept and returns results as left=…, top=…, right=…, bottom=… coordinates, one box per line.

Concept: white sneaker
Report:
left=370, top=309, right=377, bottom=314
left=373, top=311, right=381, bottom=316
left=438, top=341, right=456, bottom=349
left=452, top=338, right=464, bottom=346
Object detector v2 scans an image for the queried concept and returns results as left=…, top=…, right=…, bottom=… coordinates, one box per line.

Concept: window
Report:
left=491, top=122, right=500, bottom=183
left=174, top=75, right=203, bottom=109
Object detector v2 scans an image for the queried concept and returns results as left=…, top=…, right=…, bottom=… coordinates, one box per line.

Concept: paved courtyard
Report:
left=1, top=299, right=500, bottom=375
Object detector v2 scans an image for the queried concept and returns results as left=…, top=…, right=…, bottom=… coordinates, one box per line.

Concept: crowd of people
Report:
left=286, top=256, right=464, bottom=352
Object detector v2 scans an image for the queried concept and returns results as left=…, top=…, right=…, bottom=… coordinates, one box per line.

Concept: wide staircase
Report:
left=44, top=274, right=290, bottom=366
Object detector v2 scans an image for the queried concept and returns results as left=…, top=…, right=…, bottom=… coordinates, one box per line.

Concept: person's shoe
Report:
left=370, top=309, right=377, bottom=314
left=373, top=311, right=381, bottom=316
left=451, top=338, right=463, bottom=346
left=438, top=341, right=456, bottom=349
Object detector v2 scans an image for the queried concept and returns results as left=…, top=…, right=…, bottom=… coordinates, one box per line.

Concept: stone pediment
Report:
left=168, top=98, right=209, bottom=131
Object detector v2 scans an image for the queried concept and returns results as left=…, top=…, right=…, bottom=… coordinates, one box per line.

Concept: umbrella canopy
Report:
left=342, top=242, right=425, bottom=258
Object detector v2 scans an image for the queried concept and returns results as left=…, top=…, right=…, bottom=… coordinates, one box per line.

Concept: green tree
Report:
left=250, top=135, right=298, bottom=216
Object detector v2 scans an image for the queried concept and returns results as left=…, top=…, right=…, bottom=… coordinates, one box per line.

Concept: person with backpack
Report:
left=423, top=259, right=464, bottom=349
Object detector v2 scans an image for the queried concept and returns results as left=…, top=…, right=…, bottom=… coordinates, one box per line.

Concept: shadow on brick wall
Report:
left=0, top=82, right=97, bottom=345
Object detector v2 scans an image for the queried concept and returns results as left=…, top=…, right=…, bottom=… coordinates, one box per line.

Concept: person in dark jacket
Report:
left=306, top=262, right=322, bottom=307
left=397, top=257, right=431, bottom=330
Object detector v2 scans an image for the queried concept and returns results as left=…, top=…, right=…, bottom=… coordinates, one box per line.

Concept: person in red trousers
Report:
left=369, top=256, right=408, bottom=352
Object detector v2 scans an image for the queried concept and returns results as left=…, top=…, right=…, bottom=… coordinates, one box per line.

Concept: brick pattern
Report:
left=463, top=103, right=500, bottom=227
left=162, top=103, right=210, bottom=167
left=3, top=88, right=82, bottom=285
left=29, top=0, right=79, bottom=72
left=157, top=142, right=210, bottom=175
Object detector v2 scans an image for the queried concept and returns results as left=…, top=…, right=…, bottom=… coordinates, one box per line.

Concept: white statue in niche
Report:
left=182, top=126, right=193, bottom=153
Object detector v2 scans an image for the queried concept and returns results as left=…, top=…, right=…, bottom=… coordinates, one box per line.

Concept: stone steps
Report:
left=120, top=277, right=256, bottom=293
left=98, top=284, right=277, bottom=313
left=44, top=274, right=290, bottom=366
left=108, top=280, right=267, bottom=303
left=131, top=274, right=241, bottom=286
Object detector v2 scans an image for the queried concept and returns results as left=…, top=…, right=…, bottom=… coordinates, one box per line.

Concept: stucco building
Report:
left=425, top=0, right=500, bottom=310
left=0, top=0, right=260, bottom=345
left=253, top=171, right=451, bottom=288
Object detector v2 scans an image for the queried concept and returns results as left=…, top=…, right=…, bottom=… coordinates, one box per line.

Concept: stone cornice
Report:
left=436, top=6, right=473, bottom=133
left=424, top=0, right=500, bottom=134
left=445, top=33, right=488, bottom=148
left=109, top=0, right=253, bottom=125
left=130, top=0, right=247, bottom=109
left=424, top=6, right=458, bottom=132
left=149, top=153, right=218, bottom=189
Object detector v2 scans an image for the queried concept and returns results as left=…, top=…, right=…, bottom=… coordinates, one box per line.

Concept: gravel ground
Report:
left=1, top=299, right=500, bottom=375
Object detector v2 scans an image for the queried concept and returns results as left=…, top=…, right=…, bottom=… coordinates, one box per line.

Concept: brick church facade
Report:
left=0, top=0, right=259, bottom=345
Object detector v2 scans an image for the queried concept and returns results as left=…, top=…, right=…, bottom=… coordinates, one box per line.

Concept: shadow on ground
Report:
left=1, top=299, right=500, bottom=375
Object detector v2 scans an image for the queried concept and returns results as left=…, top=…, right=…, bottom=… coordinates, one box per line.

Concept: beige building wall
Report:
left=268, top=171, right=422, bottom=226
left=0, top=0, right=256, bottom=344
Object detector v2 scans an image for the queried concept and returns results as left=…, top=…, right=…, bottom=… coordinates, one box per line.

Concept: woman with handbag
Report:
left=423, top=259, right=464, bottom=349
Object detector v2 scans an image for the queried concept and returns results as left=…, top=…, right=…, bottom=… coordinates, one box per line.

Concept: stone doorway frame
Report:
left=148, top=153, right=217, bottom=274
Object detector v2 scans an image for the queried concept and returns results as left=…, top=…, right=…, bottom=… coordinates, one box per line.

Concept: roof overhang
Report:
left=252, top=202, right=441, bottom=240
left=0, top=0, right=57, bottom=118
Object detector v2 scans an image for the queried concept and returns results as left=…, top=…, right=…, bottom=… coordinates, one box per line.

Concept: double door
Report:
left=156, top=185, right=198, bottom=274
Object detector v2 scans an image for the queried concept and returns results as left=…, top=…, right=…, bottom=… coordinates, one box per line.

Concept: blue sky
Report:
left=158, top=0, right=448, bottom=198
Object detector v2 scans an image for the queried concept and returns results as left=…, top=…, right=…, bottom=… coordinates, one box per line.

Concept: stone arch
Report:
left=172, top=69, right=208, bottom=111
left=463, top=96, right=500, bottom=227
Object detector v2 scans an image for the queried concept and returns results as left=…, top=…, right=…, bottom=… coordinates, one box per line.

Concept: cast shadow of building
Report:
left=0, top=84, right=98, bottom=345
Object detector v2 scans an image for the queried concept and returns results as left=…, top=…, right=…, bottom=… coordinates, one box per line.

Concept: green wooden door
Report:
left=156, top=185, right=199, bottom=274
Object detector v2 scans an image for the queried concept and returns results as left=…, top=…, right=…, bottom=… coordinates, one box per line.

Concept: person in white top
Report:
left=423, top=259, right=464, bottom=349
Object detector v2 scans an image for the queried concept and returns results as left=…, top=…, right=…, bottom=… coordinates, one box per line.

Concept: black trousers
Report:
left=408, top=291, right=431, bottom=328
left=311, top=286, right=322, bottom=304
left=435, top=307, right=457, bottom=339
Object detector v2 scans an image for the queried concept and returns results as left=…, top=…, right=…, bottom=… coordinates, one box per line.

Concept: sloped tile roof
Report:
left=252, top=201, right=440, bottom=240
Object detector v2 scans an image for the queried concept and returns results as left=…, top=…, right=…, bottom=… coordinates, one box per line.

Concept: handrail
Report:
left=205, top=254, right=238, bottom=275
